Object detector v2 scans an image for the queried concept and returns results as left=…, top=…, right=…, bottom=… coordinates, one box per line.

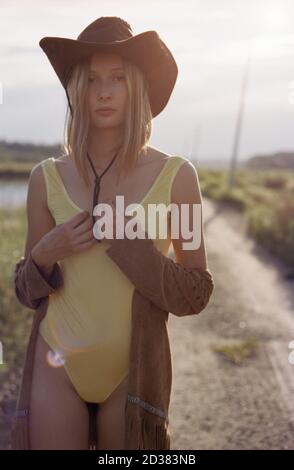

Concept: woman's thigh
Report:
left=96, top=374, right=129, bottom=450
left=29, top=333, right=89, bottom=450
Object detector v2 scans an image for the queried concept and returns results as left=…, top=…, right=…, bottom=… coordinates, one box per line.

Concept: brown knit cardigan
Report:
left=11, top=234, right=214, bottom=450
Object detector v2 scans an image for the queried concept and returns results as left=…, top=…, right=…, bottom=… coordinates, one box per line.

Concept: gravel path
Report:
left=169, top=198, right=294, bottom=449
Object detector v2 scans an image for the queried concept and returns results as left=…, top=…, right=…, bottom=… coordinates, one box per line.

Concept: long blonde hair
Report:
left=62, top=53, right=153, bottom=186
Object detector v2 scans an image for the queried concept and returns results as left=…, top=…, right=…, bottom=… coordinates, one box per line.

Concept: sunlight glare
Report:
left=265, top=7, right=287, bottom=30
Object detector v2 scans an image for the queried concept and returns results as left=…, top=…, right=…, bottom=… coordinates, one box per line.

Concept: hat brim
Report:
left=39, top=30, right=178, bottom=118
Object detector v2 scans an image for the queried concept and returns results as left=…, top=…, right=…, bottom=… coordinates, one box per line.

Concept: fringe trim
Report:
left=9, top=305, right=47, bottom=450
left=10, top=412, right=30, bottom=450
left=87, top=403, right=98, bottom=450
left=10, top=402, right=171, bottom=450
left=124, top=400, right=171, bottom=450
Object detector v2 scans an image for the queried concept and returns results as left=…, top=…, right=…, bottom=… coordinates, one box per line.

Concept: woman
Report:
left=12, top=16, right=214, bottom=450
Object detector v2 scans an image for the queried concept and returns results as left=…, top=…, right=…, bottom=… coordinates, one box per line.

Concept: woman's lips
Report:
left=95, top=109, right=116, bottom=116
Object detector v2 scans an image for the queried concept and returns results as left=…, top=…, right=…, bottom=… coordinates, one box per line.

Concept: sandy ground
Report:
left=1, top=197, right=294, bottom=450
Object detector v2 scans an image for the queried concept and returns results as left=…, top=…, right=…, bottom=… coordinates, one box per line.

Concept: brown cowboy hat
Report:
left=39, top=16, right=178, bottom=118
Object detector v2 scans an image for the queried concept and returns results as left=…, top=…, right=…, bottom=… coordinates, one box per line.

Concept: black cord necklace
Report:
left=64, top=89, right=120, bottom=241
left=86, top=149, right=120, bottom=242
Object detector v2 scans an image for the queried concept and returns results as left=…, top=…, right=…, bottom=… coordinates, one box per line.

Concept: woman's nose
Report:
left=98, top=89, right=111, bottom=99
left=96, top=80, right=113, bottom=98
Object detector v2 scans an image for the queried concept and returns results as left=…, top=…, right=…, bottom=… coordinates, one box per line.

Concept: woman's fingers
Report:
left=68, top=210, right=91, bottom=228
left=75, top=227, right=96, bottom=245
left=67, top=212, right=94, bottom=239
left=74, top=215, right=94, bottom=236
left=70, top=201, right=144, bottom=245
left=75, top=237, right=98, bottom=252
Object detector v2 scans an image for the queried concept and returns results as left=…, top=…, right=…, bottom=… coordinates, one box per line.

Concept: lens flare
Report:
left=46, top=349, right=66, bottom=368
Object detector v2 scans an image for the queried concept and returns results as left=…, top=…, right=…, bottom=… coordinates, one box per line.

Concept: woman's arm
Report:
left=169, top=160, right=208, bottom=270
left=105, top=161, right=214, bottom=317
left=14, top=163, right=64, bottom=310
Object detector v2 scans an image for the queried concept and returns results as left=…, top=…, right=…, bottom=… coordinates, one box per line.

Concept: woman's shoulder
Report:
left=143, top=147, right=199, bottom=203
left=145, top=146, right=188, bottom=165
left=170, top=156, right=201, bottom=204
left=145, top=149, right=199, bottom=206
left=52, top=153, right=69, bottom=167
left=30, top=153, right=68, bottom=185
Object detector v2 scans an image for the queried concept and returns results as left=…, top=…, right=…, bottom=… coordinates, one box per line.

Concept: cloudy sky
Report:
left=0, top=0, right=294, bottom=164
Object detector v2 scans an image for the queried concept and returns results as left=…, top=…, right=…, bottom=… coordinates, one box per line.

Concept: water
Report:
left=0, top=180, right=27, bottom=208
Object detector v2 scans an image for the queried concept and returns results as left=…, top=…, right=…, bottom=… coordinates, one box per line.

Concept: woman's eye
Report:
left=88, top=76, right=125, bottom=83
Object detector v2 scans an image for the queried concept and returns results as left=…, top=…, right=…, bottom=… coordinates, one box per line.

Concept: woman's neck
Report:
left=87, top=128, right=123, bottom=169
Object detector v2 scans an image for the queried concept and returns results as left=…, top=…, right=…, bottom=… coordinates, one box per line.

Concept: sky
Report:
left=0, top=0, right=294, bottom=165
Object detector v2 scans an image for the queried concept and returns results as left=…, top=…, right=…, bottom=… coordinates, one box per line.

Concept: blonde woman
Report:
left=12, top=17, right=214, bottom=450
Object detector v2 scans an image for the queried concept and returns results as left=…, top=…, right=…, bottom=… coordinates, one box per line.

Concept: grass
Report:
left=0, top=161, right=36, bottom=179
left=211, top=337, right=259, bottom=365
left=0, top=206, right=33, bottom=385
left=198, top=168, right=294, bottom=269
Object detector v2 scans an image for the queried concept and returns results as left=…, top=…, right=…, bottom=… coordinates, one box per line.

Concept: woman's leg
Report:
left=96, top=374, right=129, bottom=450
left=29, top=333, right=89, bottom=450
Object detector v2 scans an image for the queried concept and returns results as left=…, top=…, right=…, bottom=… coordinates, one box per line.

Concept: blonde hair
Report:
left=62, top=53, right=153, bottom=186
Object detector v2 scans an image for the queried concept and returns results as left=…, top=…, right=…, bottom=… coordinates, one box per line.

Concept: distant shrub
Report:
left=263, top=175, right=287, bottom=190
left=199, top=168, right=294, bottom=268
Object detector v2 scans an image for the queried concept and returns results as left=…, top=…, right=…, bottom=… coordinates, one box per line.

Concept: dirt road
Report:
left=169, top=198, right=294, bottom=449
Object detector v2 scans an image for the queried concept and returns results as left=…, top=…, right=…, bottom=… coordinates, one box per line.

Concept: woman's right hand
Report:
left=31, top=211, right=97, bottom=267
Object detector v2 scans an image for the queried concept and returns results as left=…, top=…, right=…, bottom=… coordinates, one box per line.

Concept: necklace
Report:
left=86, top=149, right=120, bottom=242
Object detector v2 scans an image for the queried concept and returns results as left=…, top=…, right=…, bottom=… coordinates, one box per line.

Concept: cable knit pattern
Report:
left=105, top=235, right=214, bottom=317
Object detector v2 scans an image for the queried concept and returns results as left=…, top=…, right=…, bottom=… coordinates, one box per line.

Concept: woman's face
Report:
left=87, top=51, right=128, bottom=129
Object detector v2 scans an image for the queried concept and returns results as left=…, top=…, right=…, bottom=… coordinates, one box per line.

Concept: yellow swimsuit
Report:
left=39, top=155, right=187, bottom=403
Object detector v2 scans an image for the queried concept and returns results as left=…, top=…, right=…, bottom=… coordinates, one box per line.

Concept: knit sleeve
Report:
left=105, top=236, right=214, bottom=317
left=14, top=251, right=64, bottom=310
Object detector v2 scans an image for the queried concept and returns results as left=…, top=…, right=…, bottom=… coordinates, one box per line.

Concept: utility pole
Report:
left=228, top=56, right=251, bottom=189
left=190, top=124, right=201, bottom=165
